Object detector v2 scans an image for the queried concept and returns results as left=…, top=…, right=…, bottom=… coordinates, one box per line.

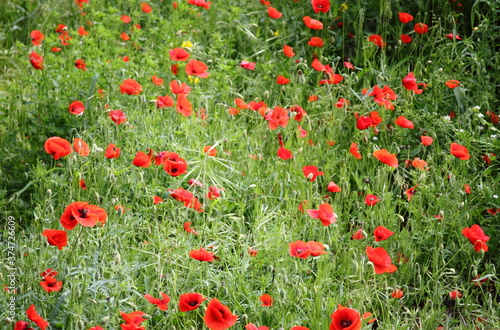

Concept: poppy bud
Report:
left=263, top=90, right=269, bottom=98
left=47, top=189, right=52, bottom=196
left=306, top=173, right=314, bottom=181
left=78, top=320, right=85, bottom=328
left=248, top=184, right=256, bottom=189
left=279, top=288, right=286, bottom=299
left=458, top=202, right=464, bottom=209
left=95, top=192, right=100, bottom=201
left=114, top=253, right=121, bottom=265
left=90, top=299, right=97, bottom=304
left=240, top=314, right=248, bottom=324
left=142, top=314, right=152, bottom=319
left=100, top=316, right=110, bottom=324
left=472, top=269, right=478, bottom=278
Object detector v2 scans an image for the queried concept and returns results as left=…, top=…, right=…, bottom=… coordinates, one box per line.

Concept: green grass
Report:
left=1, top=0, right=499, bottom=329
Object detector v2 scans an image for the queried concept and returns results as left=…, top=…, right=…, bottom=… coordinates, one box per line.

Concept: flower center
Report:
left=77, top=208, right=88, bottom=218
left=340, top=319, right=352, bottom=328
left=188, top=301, right=198, bottom=306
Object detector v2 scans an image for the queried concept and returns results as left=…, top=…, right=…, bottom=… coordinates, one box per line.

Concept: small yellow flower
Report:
left=340, top=3, right=348, bottom=12
left=188, top=76, right=200, bottom=84
left=181, top=41, right=193, bottom=48
left=273, top=30, right=279, bottom=37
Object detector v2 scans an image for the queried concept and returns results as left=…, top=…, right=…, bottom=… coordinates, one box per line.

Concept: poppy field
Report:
left=1, top=0, right=500, bottom=329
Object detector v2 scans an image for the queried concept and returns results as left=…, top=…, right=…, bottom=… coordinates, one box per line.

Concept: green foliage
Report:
left=1, top=0, right=499, bottom=329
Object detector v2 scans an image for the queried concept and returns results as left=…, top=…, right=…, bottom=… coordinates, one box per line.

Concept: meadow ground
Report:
left=1, top=0, right=499, bottom=329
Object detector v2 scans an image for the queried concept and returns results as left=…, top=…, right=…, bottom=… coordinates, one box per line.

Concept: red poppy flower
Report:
left=29, top=51, right=43, bottom=70
left=283, top=44, right=295, bottom=57
left=391, top=289, right=404, bottom=299
left=368, top=34, right=385, bottom=48
left=277, top=147, right=293, bottom=160
left=308, top=241, right=327, bottom=256
left=373, top=149, right=398, bottom=168
left=69, top=100, right=85, bottom=115
left=31, top=30, right=45, bottom=46
left=203, top=145, right=217, bottom=157
left=190, top=248, right=215, bottom=262
left=335, top=98, right=348, bottom=108
left=245, top=324, right=269, bottom=330
left=207, top=186, right=223, bottom=200
left=400, top=34, right=412, bottom=44
left=186, top=59, right=209, bottom=78
left=170, top=48, right=190, bottom=61
left=307, top=203, right=337, bottom=226
left=349, top=143, right=362, bottom=159
left=120, top=79, right=142, bottom=95
left=39, top=269, right=63, bottom=292
left=121, top=15, right=131, bottom=23
left=151, top=75, right=163, bottom=86
left=351, top=229, right=365, bottom=240
left=291, top=327, right=310, bottom=330
left=156, top=95, right=174, bottom=108
left=365, top=246, right=397, bottom=274
left=289, top=240, right=311, bottom=259
left=420, top=136, right=433, bottom=146
left=78, top=178, right=87, bottom=190
left=364, top=194, right=381, bottom=206
left=414, top=23, right=429, bottom=34
left=132, top=151, right=152, bottom=168
left=259, top=294, right=273, bottom=306
left=462, top=225, right=489, bottom=252
left=411, top=158, right=428, bottom=170
left=302, top=165, right=324, bottom=181
left=398, top=12, right=413, bottom=23
left=60, top=201, right=107, bottom=230
left=370, top=85, right=397, bottom=110
left=344, top=61, right=354, bottom=69
left=374, top=226, right=394, bottom=241
left=176, top=94, right=193, bottom=116
left=311, top=0, right=330, bottom=13
left=140, top=2, right=152, bottom=13
left=170, top=188, right=203, bottom=212
left=356, top=115, right=372, bottom=130
left=153, top=196, right=164, bottom=205
left=105, top=143, right=121, bottom=158
left=450, top=143, right=470, bottom=160
left=265, top=106, right=289, bottom=129
left=327, top=182, right=341, bottom=193
left=204, top=298, right=238, bottom=330
left=276, top=75, right=290, bottom=85
left=395, top=116, right=414, bottom=129
left=170, top=80, right=191, bottom=95
left=319, top=73, right=343, bottom=85
left=303, top=16, right=323, bottom=30
left=42, top=229, right=67, bottom=250
left=75, top=59, right=87, bottom=71
left=179, top=292, right=206, bottom=312
left=26, top=305, right=49, bottom=330
left=44, top=137, right=72, bottom=160
left=88, top=327, right=104, bottom=330
left=14, top=321, right=30, bottom=330
left=405, top=185, right=417, bottom=201
left=402, top=72, right=424, bottom=94
left=73, top=138, right=90, bottom=156
left=464, top=184, right=471, bottom=194
left=144, top=293, right=170, bottom=311
left=121, top=32, right=130, bottom=41
left=184, top=222, right=199, bottom=235
left=239, top=60, right=256, bottom=70
left=163, top=152, right=188, bottom=176
left=120, top=311, right=146, bottom=326
left=188, top=0, right=211, bottom=9
left=78, top=26, right=89, bottom=37
left=445, top=80, right=460, bottom=89
left=449, top=289, right=462, bottom=300
left=445, top=33, right=462, bottom=40
left=329, top=305, right=361, bottom=330
left=308, top=37, right=324, bottom=47
left=267, top=6, right=282, bottom=19
left=52, top=47, right=62, bottom=52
